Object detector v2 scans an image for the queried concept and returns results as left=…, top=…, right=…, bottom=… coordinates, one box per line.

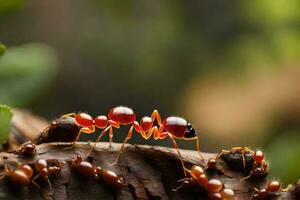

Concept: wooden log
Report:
left=0, top=142, right=299, bottom=200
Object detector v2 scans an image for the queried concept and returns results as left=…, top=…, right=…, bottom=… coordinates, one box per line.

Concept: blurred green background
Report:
left=0, top=0, right=300, bottom=185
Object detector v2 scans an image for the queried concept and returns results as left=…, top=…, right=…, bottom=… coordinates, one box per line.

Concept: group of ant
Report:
left=0, top=141, right=125, bottom=195
left=0, top=106, right=292, bottom=199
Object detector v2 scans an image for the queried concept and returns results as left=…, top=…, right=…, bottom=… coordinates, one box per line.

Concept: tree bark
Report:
left=0, top=142, right=299, bottom=200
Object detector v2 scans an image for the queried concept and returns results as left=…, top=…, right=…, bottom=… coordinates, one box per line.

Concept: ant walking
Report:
left=173, top=165, right=235, bottom=200
left=32, top=159, right=61, bottom=193
left=63, top=106, right=204, bottom=176
left=251, top=180, right=285, bottom=199
left=71, top=155, right=126, bottom=187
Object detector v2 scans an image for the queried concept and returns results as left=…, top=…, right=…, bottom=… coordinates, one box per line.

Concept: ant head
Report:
left=254, top=150, right=264, bottom=163
left=183, top=122, right=196, bottom=139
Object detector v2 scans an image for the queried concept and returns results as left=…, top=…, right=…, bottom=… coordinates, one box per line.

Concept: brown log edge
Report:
left=0, top=142, right=299, bottom=200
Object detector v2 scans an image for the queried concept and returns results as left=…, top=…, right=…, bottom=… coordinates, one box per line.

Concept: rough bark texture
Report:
left=0, top=110, right=299, bottom=200
left=0, top=142, right=299, bottom=200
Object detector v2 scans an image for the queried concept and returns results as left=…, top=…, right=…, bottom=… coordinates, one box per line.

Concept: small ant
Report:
left=32, top=159, right=61, bottom=192
left=241, top=150, right=268, bottom=180
left=63, top=106, right=204, bottom=176
left=94, top=166, right=126, bottom=188
left=215, top=147, right=254, bottom=168
left=173, top=165, right=234, bottom=200
left=251, top=180, right=281, bottom=200
left=71, top=155, right=95, bottom=178
left=71, top=155, right=125, bottom=187
left=206, top=157, right=232, bottom=177
left=0, top=164, right=33, bottom=186
left=17, top=141, right=36, bottom=157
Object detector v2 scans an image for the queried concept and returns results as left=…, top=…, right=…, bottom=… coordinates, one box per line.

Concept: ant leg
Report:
left=109, top=126, right=113, bottom=148
left=73, top=126, right=95, bottom=146
left=91, top=120, right=119, bottom=151
left=215, top=150, right=231, bottom=161
left=164, top=132, right=187, bottom=176
left=65, top=126, right=95, bottom=150
left=282, top=184, right=294, bottom=192
left=150, top=110, right=162, bottom=125
left=46, top=177, right=53, bottom=194
left=183, top=137, right=205, bottom=161
left=31, top=174, right=41, bottom=188
left=240, top=174, right=251, bottom=181
left=112, top=126, right=135, bottom=165
left=231, top=147, right=254, bottom=168
left=61, top=113, right=76, bottom=118
left=89, top=126, right=111, bottom=153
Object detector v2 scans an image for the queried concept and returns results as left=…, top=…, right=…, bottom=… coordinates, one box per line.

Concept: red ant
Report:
left=16, top=141, right=36, bottom=157
left=0, top=163, right=33, bottom=186
left=63, top=106, right=204, bottom=175
left=173, top=165, right=234, bottom=200
left=32, top=159, right=61, bottom=193
left=241, top=150, right=268, bottom=180
left=251, top=180, right=282, bottom=199
left=71, top=155, right=125, bottom=187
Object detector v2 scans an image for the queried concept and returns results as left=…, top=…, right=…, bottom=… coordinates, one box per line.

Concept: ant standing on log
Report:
left=251, top=180, right=283, bottom=200
left=63, top=105, right=204, bottom=176
left=241, top=150, right=269, bottom=180
left=173, top=165, right=235, bottom=200
left=16, top=141, right=36, bottom=157
left=71, top=155, right=125, bottom=188
left=32, top=159, right=61, bottom=193
left=0, top=163, right=33, bottom=186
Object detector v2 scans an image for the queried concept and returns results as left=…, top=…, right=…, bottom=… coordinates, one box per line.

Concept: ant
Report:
left=241, top=150, right=268, bottom=180
left=16, top=141, right=36, bottom=157
left=63, top=106, right=204, bottom=176
left=206, top=157, right=232, bottom=177
left=32, top=158, right=61, bottom=193
left=71, top=155, right=95, bottom=178
left=0, top=163, right=33, bottom=186
left=215, top=147, right=254, bottom=168
left=251, top=180, right=282, bottom=199
left=173, top=165, right=234, bottom=200
left=71, top=155, right=125, bottom=187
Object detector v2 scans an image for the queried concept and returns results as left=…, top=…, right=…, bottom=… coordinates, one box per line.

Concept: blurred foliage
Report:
left=267, top=132, right=300, bottom=185
left=0, top=43, right=58, bottom=107
left=0, top=42, right=5, bottom=56
left=0, top=105, right=12, bottom=144
left=0, top=0, right=24, bottom=16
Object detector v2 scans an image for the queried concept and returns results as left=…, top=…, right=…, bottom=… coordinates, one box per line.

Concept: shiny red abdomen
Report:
left=108, top=106, right=136, bottom=125
left=163, top=116, right=187, bottom=138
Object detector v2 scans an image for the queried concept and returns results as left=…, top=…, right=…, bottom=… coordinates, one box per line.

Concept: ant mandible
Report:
left=63, top=106, right=204, bottom=175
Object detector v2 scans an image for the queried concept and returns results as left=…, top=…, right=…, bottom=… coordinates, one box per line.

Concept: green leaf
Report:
left=0, top=105, right=13, bottom=144
left=0, top=43, right=6, bottom=56
left=0, top=43, right=58, bottom=107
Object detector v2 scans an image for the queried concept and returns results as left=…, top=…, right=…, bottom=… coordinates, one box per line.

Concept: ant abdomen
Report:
left=101, top=170, right=126, bottom=188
